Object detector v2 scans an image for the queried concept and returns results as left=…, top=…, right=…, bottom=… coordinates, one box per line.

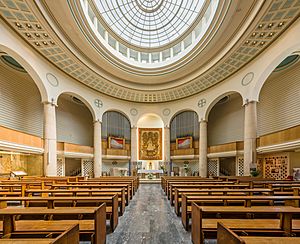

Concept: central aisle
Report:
left=107, top=184, right=192, bottom=244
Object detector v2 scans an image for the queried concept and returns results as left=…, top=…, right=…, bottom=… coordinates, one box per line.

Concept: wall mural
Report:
left=139, top=128, right=162, bottom=160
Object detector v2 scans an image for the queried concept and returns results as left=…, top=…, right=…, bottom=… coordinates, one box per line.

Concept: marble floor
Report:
left=107, top=184, right=193, bottom=244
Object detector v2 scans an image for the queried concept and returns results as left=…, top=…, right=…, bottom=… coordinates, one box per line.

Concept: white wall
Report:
left=56, top=95, right=93, bottom=146
left=208, top=94, right=244, bottom=146
left=258, top=61, right=300, bottom=136
left=0, top=62, right=43, bottom=137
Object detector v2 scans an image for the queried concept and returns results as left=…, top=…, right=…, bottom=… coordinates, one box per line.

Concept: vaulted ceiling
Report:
left=0, top=0, right=299, bottom=102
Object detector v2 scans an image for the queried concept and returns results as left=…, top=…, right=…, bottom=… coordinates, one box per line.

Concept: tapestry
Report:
left=109, top=136, right=125, bottom=149
left=139, top=128, right=162, bottom=160
left=176, top=136, right=193, bottom=149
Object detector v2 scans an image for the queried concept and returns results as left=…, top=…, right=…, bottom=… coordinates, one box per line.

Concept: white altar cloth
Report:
left=137, top=169, right=164, bottom=174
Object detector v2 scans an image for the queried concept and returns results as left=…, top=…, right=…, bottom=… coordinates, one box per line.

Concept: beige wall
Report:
left=258, top=61, right=300, bottom=136
left=57, top=95, right=94, bottom=146
left=0, top=62, right=43, bottom=137
left=208, top=94, right=244, bottom=146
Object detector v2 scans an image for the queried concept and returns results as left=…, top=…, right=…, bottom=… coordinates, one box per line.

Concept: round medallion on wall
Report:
left=94, top=99, right=103, bottom=108
left=198, top=99, right=206, bottom=108
left=130, top=108, right=138, bottom=116
left=163, top=108, right=171, bottom=116
left=46, top=73, right=59, bottom=87
left=242, top=72, right=254, bottom=86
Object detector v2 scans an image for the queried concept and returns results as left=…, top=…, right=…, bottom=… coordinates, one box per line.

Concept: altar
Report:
left=137, top=169, right=164, bottom=179
left=137, top=169, right=164, bottom=174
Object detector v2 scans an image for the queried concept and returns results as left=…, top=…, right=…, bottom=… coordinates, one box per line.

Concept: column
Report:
left=199, top=120, right=208, bottom=177
left=131, top=126, right=138, bottom=171
left=43, top=102, right=57, bottom=176
left=243, top=100, right=257, bottom=176
left=94, top=120, right=102, bottom=177
left=164, top=126, right=170, bottom=163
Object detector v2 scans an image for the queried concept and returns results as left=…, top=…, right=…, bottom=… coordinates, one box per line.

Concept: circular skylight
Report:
left=95, top=0, right=205, bottom=48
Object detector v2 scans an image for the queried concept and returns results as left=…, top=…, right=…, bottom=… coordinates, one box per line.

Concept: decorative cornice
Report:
left=207, top=150, right=244, bottom=158
left=0, top=140, right=44, bottom=154
left=57, top=150, right=93, bottom=159
left=257, top=139, right=300, bottom=153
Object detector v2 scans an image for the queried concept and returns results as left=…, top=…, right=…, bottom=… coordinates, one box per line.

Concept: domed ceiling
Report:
left=95, top=0, right=205, bottom=48
left=0, top=0, right=300, bottom=103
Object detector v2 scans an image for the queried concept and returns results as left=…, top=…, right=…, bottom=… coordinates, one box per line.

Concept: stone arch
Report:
left=167, top=108, right=198, bottom=127
left=253, top=45, right=300, bottom=101
left=204, top=90, right=244, bottom=121
left=0, top=44, right=48, bottom=102
left=57, top=91, right=96, bottom=121
left=102, top=108, right=132, bottom=126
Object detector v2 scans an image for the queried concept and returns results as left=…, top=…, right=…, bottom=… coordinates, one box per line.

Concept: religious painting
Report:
left=139, top=128, right=162, bottom=160
left=176, top=136, right=193, bottom=149
left=108, top=136, right=125, bottom=149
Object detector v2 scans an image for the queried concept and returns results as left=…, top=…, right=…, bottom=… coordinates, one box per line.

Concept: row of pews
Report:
left=0, top=176, right=139, bottom=243
left=161, top=176, right=300, bottom=244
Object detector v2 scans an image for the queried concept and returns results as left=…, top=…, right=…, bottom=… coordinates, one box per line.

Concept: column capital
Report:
left=131, top=125, right=137, bottom=129
left=164, top=125, right=170, bottom=129
left=42, top=99, right=58, bottom=107
left=93, top=119, right=102, bottom=124
left=243, top=99, right=258, bottom=106
left=199, top=118, right=207, bottom=123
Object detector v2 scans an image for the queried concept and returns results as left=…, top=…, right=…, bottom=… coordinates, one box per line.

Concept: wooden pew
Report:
left=0, top=195, right=118, bottom=232
left=51, top=184, right=131, bottom=203
left=0, top=223, right=79, bottom=244
left=217, top=222, right=300, bottom=244
left=182, top=194, right=300, bottom=230
left=0, top=204, right=106, bottom=244
left=168, top=181, right=237, bottom=201
left=175, top=188, right=273, bottom=216
left=25, top=188, right=126, bottom=215
left=169, top=182, right=245, bottom=204
left=191, top=204, right=300, bottom=244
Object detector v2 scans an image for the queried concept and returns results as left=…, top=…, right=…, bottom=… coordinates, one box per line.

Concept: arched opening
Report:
left=0, top=53, right=44, bottom=176
left=136, top=113, right=164, bottom=176
left=257, top=53, right=300, bottom=179
left=207, top=93, right=244, bottom=176
left=101, top=111, right=131, bottom=176
left=170, top=111, right=199, bottom=176
left=56, top=93, right=94, bottom=177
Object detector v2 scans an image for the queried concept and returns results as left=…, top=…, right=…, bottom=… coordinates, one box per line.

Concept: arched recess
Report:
left=253, top=45, right=300, bottom=101
left=207, top=92, right=244, bottom=176
left=169, top=110, right=199, bottom=176
left=256, top=52, right=300, bottom=179
left=0, top=45, right=48, bottom=102
left=56, top=93, right=95, bottom=176
left=204, top=90, right=244, bottom=121
left=101, top=108, right=132, bottom=126
left=101, top=110, right=131, bottom=175
left=0, top=52, right=45, bottom=176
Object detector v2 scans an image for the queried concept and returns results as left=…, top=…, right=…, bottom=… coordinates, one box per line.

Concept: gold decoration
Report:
left=139, top=128, right=162, bottom=160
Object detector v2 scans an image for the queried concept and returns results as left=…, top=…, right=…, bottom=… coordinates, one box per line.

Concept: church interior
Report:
left=0, top=0, right=300, bottom=243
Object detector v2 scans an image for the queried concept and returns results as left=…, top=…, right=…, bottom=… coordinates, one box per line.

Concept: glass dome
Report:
left=95, top=0, right=205, bottom=48
left=81, top=0, right=219, bottom=67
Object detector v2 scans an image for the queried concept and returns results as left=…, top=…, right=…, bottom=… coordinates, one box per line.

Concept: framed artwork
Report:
left=108, top=136, right=125, bottom=149
left=138, top=128, right=162, bottom=160
left=176, top=136, right=193, bottom=149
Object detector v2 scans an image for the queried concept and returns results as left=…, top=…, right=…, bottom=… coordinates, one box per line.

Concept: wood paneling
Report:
left=208, top=141, right=244, bottom=154
left=56, top=142, right=93, bottom=154
left=258, top=125, right=300, bottom=147
left=0, top=125, right=43, bottom=148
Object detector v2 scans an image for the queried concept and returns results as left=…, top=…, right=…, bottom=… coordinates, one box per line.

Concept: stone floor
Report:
left=107, top=184, right=192, bottom=244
